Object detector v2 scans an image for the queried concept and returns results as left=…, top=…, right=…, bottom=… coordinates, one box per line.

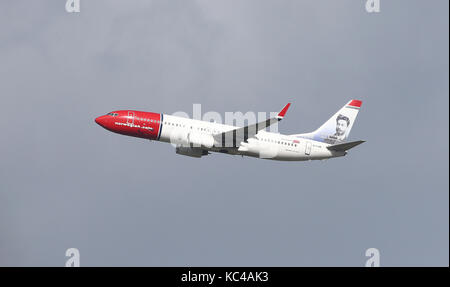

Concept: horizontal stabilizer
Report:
left=327, top=140, right=365, bottom=152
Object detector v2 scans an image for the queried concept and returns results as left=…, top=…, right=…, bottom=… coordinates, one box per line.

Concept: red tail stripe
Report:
left=348, top=100, right=362, bottom=107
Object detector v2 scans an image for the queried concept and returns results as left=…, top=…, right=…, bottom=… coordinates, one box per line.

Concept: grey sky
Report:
left=0, top=0, right=448, bottom=266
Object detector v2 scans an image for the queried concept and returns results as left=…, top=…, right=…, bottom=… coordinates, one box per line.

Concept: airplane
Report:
left=95, top=100, right=364, bottom=161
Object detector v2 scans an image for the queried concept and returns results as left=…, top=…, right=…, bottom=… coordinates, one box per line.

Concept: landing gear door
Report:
left=305, top=142, right=312, bottom=156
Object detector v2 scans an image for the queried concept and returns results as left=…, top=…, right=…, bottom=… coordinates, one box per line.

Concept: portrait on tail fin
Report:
left=324, top=114, right=351, bottom=143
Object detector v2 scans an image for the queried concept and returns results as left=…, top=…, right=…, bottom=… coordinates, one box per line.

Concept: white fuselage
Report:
left=159, top=115, right=344, bottom=161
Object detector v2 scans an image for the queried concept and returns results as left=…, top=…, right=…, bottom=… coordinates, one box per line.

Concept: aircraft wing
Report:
left=213, top=103, right=291, bottom=147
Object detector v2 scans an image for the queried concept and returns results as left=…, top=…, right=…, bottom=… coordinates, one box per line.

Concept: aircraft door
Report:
left=305, top=142, right=312, bottom=155
left=127, top=112, right=134, bottom=125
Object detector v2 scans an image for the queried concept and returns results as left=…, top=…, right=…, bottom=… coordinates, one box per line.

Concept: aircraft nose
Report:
left=95, top=115, right=107, bottom=127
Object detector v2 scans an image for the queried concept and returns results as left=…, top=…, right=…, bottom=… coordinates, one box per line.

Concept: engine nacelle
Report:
left=169, top=131, right=214, bottom=148
left=176, top=146, right=208, bottom=158
left=187, top=132, right=215, bottom=148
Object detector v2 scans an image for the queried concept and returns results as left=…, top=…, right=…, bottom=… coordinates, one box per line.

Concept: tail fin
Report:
left=295, top=100, right=362, bottom=144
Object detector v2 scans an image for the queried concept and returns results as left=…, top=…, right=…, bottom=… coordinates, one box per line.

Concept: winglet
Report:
left=277, top=103, right=291, bottom=119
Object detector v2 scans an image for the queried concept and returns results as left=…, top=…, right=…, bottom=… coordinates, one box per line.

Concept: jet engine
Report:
left=186, top=132, right=215, bottom=148
left=170, top=131, right=215, bottom=148
left=176, top=146, right=209, bottom=158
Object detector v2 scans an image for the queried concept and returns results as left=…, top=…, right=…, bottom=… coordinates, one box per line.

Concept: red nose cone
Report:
left=95, top=116, right=107, bottom=127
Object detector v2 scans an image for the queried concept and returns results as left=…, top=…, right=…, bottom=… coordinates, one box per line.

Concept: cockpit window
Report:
left=107, top=113, right=118, bottom=116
